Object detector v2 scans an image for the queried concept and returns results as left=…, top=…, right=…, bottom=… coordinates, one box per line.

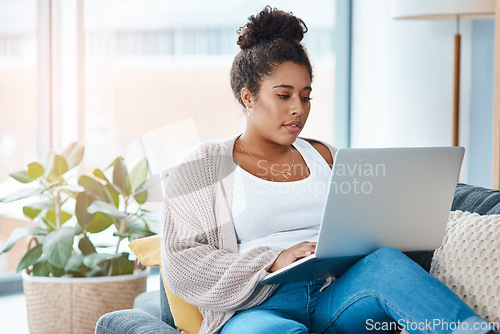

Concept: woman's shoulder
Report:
left=179, top=138, right=231, bottom=164
left=186, top=136, right=237, bottom=157
left=168, top=137, right=237, bottom=183
left=298, top=137, right=337, bottom=168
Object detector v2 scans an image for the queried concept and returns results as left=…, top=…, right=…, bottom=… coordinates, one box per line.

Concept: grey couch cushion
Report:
left=452, top=183, right=500, bottom=214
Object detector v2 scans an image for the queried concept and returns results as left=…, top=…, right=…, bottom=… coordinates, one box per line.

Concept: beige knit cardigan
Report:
left=161, top=134, right=337, bottom=334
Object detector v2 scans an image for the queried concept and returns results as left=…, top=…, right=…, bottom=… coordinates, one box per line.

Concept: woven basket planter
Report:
left=22, top=268, right=149, bottom=334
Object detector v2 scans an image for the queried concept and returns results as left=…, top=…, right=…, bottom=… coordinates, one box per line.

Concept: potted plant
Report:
left=0, top=142, right=158, bottom=334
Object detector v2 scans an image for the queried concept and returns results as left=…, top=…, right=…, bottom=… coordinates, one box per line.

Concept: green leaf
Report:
left=88, top=201, right=127, bottom=219
left=65, top=254, right=85, bottom=271
left=41, top=217, right=56, bottom=231
left=93, top=244, right=113, bottom=249
left=137, top=230, right=156, bottom=240
left=116, top=219, right=155, bottom=241
left=116, top=230, right=156, bottom=242
left=86, top=266, right=105, bottom=277
left=83, top=253, right=121, bottom=269
left=52, top=154, right=69, bottom=176
left=42, top=227, right=75, bottom=268
left=78, top=235, right=96, bottom=255
left=0, top=187, right=41, bottom=203
left=124, top=220, right=147, bottom=233
left=93, top=168, right=107, bottom=182
left=129, top=159, right=149, bottom=192
left=108, top=186, right=120, bottom=208
left=45, top=210, right=73, bottom=226
left=0, top=227, right=46, bottom=254
left=134, top=189, right=148, bottom=204
left=78, top=175, right=113, bottom=203
left=110, top=254, right=134, bottom=276
left=61, top=142, right=84, bottom=170
left=93, top=169, right=120, bottom=207
left=23, top=206, right=42, bottom=220
left=51, top=265, right=65, bottom=277
left=86, top=212, right=113, bottom=233
left=17, top=245, right=43, bottom=273
left=93, top=169, right=118, bottom=187
left=113, top=158, right=131, bottom=196
left=10, top=170, right=34, bottom=183
left=60, top=211, right=73, bottom=225
left=27, top=162, right=44, bottom=180
left=104, top=157, right=122, bottom=171
left=75, top=192, right=94, bottom=228
left=44, top=152, right=69, bottom=182
left=31, top=259, right=52, bottom=276
left=45, top=211, right=57, bottom=225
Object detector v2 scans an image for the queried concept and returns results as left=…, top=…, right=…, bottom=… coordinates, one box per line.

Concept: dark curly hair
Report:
left=230, top=6, right=313, bottom=108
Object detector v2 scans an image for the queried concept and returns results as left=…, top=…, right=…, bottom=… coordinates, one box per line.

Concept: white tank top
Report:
left=232, top=138, right=332, bottom=253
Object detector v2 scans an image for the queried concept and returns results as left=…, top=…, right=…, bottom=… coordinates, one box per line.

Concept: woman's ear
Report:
left=240, top=88, right=253, bottom=109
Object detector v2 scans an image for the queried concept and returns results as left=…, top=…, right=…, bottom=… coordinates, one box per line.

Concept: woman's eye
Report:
left=277, top=94, right=311, bottom=102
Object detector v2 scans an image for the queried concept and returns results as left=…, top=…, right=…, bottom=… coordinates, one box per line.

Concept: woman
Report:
left=161, top=7, right=497, bottom=334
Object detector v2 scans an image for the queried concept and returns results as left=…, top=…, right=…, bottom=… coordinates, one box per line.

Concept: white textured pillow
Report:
left=430, top=210, right=500, bottom=323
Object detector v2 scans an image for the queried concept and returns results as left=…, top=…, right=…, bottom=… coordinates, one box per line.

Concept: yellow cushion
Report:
left=129, top=235, right=203, bottom=334
left=129, top=235, right=162, bottom=267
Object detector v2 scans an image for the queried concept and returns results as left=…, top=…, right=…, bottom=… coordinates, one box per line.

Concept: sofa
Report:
left=95, top=183, right=500, bottom=333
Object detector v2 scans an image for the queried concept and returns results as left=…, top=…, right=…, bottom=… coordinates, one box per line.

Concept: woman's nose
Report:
left=291, top=97, right=304, bottom=115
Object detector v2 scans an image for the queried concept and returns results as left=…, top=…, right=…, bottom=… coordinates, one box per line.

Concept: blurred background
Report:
left=0, top=0, right=338, bottom=287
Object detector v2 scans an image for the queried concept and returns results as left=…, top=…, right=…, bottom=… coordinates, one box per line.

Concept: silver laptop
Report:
left=260, top=146, right=465, bottom=285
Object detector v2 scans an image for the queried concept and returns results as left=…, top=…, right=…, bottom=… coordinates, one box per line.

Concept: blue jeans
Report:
left=221, top=247, right=497, bottom=334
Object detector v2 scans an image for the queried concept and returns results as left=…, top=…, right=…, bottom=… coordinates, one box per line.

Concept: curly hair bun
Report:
left=237, top=6, right=308, bottom=50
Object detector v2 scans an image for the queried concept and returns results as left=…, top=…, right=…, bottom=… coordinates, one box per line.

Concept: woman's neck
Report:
left=237, top=133, right=292, bottom=159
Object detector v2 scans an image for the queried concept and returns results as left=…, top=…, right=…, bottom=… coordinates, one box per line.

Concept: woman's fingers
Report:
left=268, top=241, right=317, bottom=273
left=294, top=242, right=316, bottom=258
left=286, top=242, right=317, bottom=262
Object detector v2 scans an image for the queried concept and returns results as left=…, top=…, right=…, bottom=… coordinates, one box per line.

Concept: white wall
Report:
left=350, top=0, right=472, bottom=180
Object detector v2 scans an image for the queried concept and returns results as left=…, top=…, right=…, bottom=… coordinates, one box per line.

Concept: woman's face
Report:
left=242, top=61, right=312, bottom=146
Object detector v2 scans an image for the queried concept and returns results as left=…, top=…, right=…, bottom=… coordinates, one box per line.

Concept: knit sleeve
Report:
left=160, top=142, right=283, bottom=312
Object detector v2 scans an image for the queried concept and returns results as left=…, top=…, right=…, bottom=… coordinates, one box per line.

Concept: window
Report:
left=82, top=0, right=337, bottom=174
left=0, top=0, right=41, bottom=280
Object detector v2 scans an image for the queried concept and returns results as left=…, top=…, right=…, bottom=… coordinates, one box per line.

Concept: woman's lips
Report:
left=283, top=125, right=301, bottom=133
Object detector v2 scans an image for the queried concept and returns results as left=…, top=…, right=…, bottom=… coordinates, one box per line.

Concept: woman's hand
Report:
left=268, top=241, right=317, bottom=273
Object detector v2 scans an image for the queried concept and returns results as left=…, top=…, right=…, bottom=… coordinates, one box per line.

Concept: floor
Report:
left=0, top=273, right=160, bottom=334
left=0, top=292, right=28, bottom=334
